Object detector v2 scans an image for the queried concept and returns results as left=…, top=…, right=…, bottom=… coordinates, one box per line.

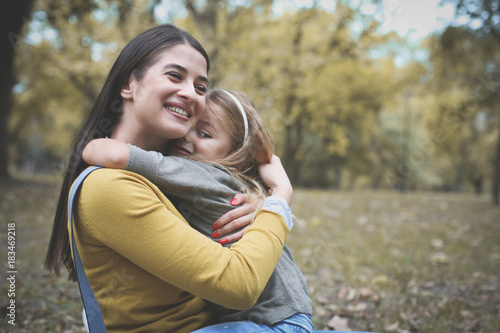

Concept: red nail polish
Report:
left=212, top=223, right=218, bottom=230
left=230, top=198, right=238, bottom=206
left=220, top=238, right=228, bottom=245
left=212, top=231, right=219, bottom=238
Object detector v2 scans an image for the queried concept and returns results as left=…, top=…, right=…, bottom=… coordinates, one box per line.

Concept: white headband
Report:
left=222, top=90, right=248, bottom=144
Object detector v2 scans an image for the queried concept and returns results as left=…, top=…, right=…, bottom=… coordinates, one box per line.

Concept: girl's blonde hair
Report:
left=205, top=89, right=274, bottom=199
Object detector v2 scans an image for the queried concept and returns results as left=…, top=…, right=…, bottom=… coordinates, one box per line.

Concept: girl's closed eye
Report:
left=198, top=131, right=212, bottom=139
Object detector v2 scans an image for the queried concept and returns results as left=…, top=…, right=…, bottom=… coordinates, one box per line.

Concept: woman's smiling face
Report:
left=117, top=43, right=209, bottom=151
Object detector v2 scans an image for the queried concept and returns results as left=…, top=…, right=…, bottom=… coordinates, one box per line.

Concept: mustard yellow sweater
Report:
left=69, top=168, right=289, bottom=332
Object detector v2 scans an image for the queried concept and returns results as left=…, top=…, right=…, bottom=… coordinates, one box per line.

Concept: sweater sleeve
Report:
left=126, top=144, right=243, bottom=220
left=77, top=168, right=289, bottom=310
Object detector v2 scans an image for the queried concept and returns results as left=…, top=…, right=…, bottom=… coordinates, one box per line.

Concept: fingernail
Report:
left=220, top=238, right=228, bottom=245
left=230, top=198, right=238, bottom=206
left=212, top=231, right=219, bottom=239
left=212, top=223, right=218, bottom=230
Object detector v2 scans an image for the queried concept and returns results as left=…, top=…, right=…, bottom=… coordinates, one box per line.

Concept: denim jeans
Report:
left=83, top=308, right=370, bottom=333
left=192, top=313, right=315, bottom=333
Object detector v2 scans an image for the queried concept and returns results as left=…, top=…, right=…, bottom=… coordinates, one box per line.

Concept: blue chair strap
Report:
left=69, top=166, right=106, bottom=333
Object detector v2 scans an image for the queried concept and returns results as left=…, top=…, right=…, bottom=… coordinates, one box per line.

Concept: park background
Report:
left=1, top=0, right=499, bottom=332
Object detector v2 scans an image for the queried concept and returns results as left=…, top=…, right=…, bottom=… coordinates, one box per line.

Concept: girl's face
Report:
left=117, top=44, right=209, bottom=151
left=168, top=109, right=232, bottom=161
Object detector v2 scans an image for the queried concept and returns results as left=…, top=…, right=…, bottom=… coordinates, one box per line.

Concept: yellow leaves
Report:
left=310, top=216, right=322, bottom=226
left=183, top=5, right=401, bottom=180
left=10, top=0, right=159, bottom=163
left=326, top=135, right=349, bottom=156
left=430, top=252, right=449, bottom=264
left=372, top=274, right=390, bottom=286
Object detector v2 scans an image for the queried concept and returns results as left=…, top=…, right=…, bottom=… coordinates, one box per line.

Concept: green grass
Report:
left=289, top=190, right=500, bottom=332
left=1, top=182, right=499, bottom=332
left=1, top=182, right=84, bottom=332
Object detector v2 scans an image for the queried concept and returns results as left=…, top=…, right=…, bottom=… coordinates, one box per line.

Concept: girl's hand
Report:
left=212, top=194, right=259, bottom=245
left=82, top=138, right=129, bottom=169
left=258, top=155, right=293, bottom=205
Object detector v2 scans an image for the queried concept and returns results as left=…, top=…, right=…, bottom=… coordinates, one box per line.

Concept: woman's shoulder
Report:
left=82, top=167, right=139, bottom=183
left=79, top=167, right=159, bottom=200
left=74, top=168, right=180, bottom=241
left=77, top=167, right=171, bottom=220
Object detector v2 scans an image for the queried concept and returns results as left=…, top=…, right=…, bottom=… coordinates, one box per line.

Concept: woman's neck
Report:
left=112, top=121, right=166, bottom=152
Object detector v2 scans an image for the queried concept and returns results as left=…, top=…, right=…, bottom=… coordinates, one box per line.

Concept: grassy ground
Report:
left=289, top=190, right=500, bottom=332
left=0, top=181, right=499, bottom=332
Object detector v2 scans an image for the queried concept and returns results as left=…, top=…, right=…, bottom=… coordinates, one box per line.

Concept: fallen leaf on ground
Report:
left=358, top=287, right=381, bottom=304
left=385, top=322, right=400, bottom=332
left=431, top=238, right=444, bottom=249
left=372, top=274, right=389, bottom=285
left=430, top=252, right=449, bottom=264
left=328, top=315, right=351, bottom=331
left=346, top=302, right=367, bottom=312
left=338, top=288, right=356, bottom=301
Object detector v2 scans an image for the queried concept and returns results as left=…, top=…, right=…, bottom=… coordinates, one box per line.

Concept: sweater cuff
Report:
left=262, top=196, right=293, bottom=230
left=126, top=144, right=158, bottom=183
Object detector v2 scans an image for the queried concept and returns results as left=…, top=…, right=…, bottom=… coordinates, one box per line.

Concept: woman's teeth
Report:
left=166, top=106, right=189, bottom=117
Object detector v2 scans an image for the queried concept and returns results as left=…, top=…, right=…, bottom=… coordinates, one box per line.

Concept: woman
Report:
left=45, top=24, right=293, bottom=332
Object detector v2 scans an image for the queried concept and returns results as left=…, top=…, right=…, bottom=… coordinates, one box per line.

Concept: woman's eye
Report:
left=167, top=72, right=182, bottom=80
left=195, top=85, right=207, bottom=94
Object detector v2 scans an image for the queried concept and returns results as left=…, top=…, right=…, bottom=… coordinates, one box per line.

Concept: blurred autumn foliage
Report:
left=2, top=0, right=500, bottom=203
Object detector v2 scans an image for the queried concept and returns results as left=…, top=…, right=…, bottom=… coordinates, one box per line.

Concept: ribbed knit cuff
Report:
left=262, top=196, right=293, bottom=230
left=126, top=144, right=158, bottom=183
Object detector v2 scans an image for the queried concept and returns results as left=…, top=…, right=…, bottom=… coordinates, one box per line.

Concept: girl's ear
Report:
left=120, top=76, right=134, bottom=100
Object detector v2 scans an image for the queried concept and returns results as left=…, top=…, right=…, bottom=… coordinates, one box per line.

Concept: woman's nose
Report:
left=182, top=130, right=196, bottom=143
left=177, top=83, right=198, bottom=104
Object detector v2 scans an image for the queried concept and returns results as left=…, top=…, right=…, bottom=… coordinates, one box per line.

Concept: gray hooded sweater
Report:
left=126, top=145, right=312, bottom=325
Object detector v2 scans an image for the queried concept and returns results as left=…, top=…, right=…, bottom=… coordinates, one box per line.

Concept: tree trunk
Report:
left=185, top=0, right=220, bottom=86
left=282, top=115, right=298, bottom=182
left=333, top=164, right=342, bottom=189
left=281, top=20, right=304, bottom=185
left=493, top=108, right=500, bottom=205
left=0, top=0, right=34, bottom=180
left=472, top=176, right=483, bottom=194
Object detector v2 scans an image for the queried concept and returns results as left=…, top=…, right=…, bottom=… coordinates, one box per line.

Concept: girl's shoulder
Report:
left=168, top=157, right=237, bottom=182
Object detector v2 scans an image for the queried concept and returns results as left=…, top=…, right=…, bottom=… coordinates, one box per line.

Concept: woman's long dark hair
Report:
left=45, top=24, right=209, bottom=280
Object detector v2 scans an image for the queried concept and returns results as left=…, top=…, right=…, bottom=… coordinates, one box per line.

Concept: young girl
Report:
left=82, top=89, right=315, bottom=332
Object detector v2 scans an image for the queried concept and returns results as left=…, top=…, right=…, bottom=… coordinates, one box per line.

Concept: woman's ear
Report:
left=120, top=76, right=134, bottom=100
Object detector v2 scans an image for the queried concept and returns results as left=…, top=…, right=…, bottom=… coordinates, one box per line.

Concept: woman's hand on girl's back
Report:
left=258, top=155, right=293, bottom=205
left=211, top=155, right=292, bottom=245
left=212, top=193, right=258, bottom=245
